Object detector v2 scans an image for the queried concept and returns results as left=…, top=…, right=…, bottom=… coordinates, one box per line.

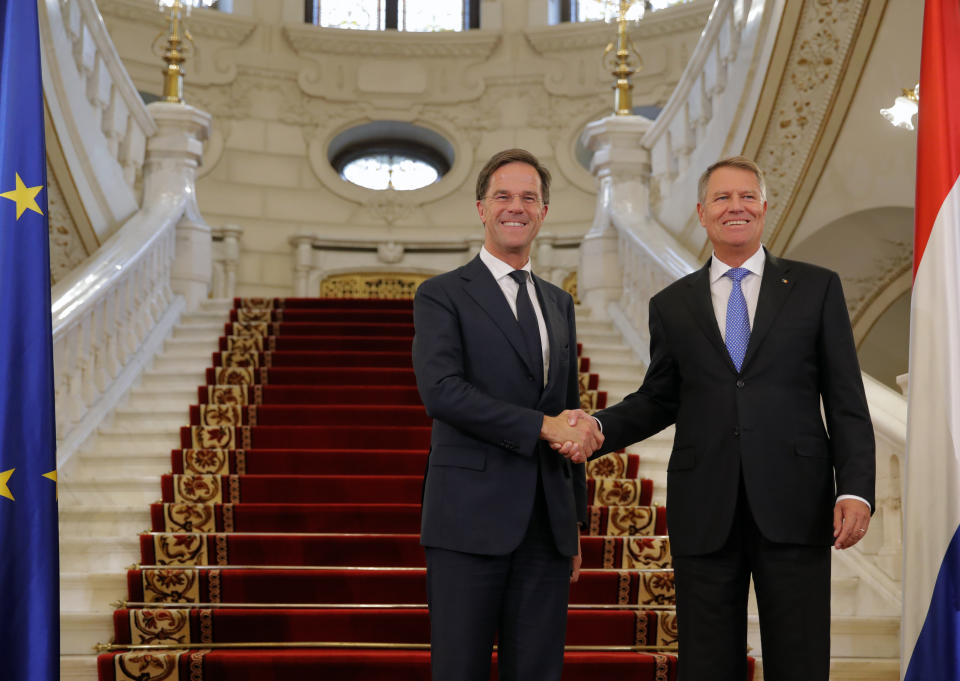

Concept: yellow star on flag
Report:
left=0, top=468, right=14, bottom=501
left=43, top=470, right=58, bottom=499
left=0, top=172, right=44, bottom=220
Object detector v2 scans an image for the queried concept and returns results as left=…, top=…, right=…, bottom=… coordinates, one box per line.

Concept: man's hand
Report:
left=540, top=411, right=603, bottom=462
left=833, top=498, right=871, bottom=549
left=548, top=409, right=602, bottom=463
left=570, top=531, right=582, bottom=584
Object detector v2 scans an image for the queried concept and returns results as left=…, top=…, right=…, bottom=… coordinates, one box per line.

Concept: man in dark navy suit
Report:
left=562, top=157, right=876, bottom=681
left=412, top=149, right=603, bottom=681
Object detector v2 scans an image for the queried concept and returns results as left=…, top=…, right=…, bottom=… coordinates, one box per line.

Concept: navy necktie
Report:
left=508, top=270, right=544, bottom=388
left=724, top=267, right=751, bottom=372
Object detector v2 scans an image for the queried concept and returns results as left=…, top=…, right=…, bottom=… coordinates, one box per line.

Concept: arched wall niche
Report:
left=784, top=206, right=913, bottom=389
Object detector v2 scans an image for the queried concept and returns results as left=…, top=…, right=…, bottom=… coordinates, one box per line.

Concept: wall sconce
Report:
left=880, top=84, right=919, bottom=131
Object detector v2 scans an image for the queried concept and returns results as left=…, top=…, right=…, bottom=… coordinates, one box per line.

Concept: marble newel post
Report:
left=144, top=102, right=214, bottom=311
left=578, top=115, right=652, bottom=319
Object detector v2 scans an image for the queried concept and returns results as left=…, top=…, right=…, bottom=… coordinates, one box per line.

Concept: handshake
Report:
left=540, top=409, right=604, bottom=464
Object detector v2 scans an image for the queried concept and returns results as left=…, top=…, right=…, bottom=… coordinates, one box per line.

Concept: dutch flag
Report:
left=901, top=1, right=960, bottom=679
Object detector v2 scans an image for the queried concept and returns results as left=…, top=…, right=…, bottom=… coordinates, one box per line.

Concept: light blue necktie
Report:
left=724, top=267, right=751, bottom=372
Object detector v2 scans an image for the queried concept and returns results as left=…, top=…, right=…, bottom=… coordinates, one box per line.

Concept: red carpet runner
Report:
left=96, top=297, right=753, bottom=681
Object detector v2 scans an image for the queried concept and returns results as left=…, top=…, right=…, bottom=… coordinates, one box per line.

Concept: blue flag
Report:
left=0, top=1, right=61, bottom=680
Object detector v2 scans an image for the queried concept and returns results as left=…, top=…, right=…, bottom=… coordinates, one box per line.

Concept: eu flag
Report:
left=0, top=1, right=61, bottom=680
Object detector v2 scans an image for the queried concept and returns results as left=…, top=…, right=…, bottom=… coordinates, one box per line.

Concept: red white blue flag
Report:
left=901, top=1, right=960, bottom=679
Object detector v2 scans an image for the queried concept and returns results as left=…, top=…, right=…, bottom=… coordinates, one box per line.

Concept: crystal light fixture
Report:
left=880, top=84, right=919, bottom=131
left=154, top=0, right=217, bottom=103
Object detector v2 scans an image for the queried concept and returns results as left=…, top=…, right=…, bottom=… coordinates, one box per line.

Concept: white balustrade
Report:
left=40, top=0, right=155, bottom=239
left=51, top=100, right=213, bottom=468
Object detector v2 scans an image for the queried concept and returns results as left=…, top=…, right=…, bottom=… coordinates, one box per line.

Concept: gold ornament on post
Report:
left=602, top=0, right=644, bottom=116
left=154, top=0, right=216, bottom=104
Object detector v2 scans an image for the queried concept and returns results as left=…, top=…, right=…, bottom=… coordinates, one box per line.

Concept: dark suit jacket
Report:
left=412, top=255, right=586, bottom=557
left=593, top=251, right=875, bottom=557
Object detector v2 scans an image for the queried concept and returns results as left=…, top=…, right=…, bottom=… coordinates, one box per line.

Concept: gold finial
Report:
left=154, top=0, right=206, bottom=103
left=602, top=0, right=644, bottom=116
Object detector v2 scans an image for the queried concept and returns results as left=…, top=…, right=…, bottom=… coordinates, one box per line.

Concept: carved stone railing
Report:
left=39, top=0, right=157, bottom=241
left=52, top=103, right=213, bottom=468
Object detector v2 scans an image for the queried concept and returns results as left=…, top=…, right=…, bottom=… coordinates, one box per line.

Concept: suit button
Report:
left=527, top=375, right=534, bottom=381
left=733, top=428, right=740, bottom=437
left=736, top=379, right=745, bottom=388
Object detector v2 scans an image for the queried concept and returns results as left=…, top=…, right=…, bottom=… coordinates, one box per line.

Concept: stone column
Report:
left=290, top=235, right=315, bottom=297
left=213, top=224, right=243, bottom=299
left=578, top=115, right=652, bottom=319
left=143, top=102, right=214, bottom=312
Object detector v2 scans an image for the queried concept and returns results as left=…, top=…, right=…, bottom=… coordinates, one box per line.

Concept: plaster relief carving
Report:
left=357, top=62, right=428, bottom=94
left=755, top=0, right=864, bottom=241
left=377, top=241, right=405, bottom=263
left=367, top=198, right=417, bottom=227
left=47, top=165, right=90, bottom=284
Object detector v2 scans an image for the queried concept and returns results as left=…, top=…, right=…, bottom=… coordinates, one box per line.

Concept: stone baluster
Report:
left=291, top=235, right=315, bottom=297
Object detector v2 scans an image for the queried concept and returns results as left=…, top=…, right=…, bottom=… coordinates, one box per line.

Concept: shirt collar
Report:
left=479, top=245, right=533, bottom=281
left=710, top=245, right=766, bottom=284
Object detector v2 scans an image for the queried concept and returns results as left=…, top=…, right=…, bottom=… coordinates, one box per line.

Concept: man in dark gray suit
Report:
left=561, top=156, right=875, bottom=681
left=412, top=148, right=602, bottom=681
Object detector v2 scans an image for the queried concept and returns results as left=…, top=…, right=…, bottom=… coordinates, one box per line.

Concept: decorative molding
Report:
left=524, top=0, right=712, bottom=54
left=747, top=0, right=886, bottom=253
left=283, top=24, right=501, bottom=58
left=97, top=0, right=257, bottom=44
left=47, top=163, right=90, bottom=284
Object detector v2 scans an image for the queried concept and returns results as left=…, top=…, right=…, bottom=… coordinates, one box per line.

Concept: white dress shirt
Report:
left=479, top=246, right=550, bottom=386
left=709, top=246, right=766, bottom=341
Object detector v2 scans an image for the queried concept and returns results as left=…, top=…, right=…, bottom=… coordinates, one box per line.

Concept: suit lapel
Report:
left=684, top=260, right=732, bottom=368
left=460, top=255, right=539, bottom=377
left=533, top=274, right=563, bottom=397
left=741, top=251, right=794, bottom=371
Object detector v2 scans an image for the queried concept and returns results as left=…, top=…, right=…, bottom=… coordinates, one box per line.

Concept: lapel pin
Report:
left=781, top=278, right=789, bottom=284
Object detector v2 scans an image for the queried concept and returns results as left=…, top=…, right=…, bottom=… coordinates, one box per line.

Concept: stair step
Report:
left=79, top=451, right=170, bottom=475
left=137, top=369, right=208, bottom=390
left=109, top=409, right=187, bottom=431
left=60, top=476, right=162, bottom=506
left=59, top=505, right=152, bottom=536
left=827, top=657, right=900, bottom=680
left=122, top=390, right=197, bottom=410
left=60, top=535, right=140, bottom=572
left=581, top=346, right=637, bottom=365
left=162, top=337, right=221, bottom=356
left=91, top=429, right=181, bottom=452
left=748, top=615, right=900, bottom=660
left=61, top=612, right=115, bottom=656
left=151, top=356, right=213, bottom=373
left=60, top=654, right=100, bottom=680
left=60, top=571, right=129, bottom=612
left=172, top=322, right=225, bottom=340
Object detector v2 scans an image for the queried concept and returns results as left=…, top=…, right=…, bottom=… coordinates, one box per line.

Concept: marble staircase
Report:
left=58, top=300, right=233, bottom=681
left=574, top=306, right=901, bottom=681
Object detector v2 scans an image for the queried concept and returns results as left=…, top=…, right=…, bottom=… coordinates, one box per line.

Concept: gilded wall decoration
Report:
left=319, top=273, right=431, bottom=299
